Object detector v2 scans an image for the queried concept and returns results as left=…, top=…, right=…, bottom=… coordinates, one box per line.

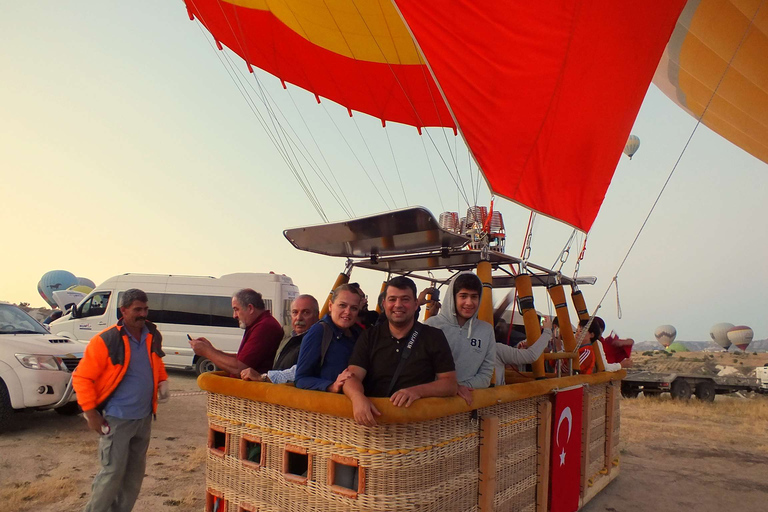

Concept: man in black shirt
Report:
left=344, top=276, right=457, bottom=426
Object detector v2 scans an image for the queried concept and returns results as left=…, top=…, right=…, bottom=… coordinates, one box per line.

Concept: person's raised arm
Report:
left=595, top=339, right=622, bottom=372
left=390, top=371, right=458, bottom=407
left=189, top=337, right=244, bottom=375
left=343, top=365, right=380, bottom=426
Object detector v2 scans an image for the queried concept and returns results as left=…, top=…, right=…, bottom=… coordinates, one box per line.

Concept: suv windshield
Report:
left=0, top=304, right=49, bottom=335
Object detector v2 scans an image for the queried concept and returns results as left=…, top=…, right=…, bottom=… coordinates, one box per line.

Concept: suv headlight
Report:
left=15, top=354, right=64, bottom=371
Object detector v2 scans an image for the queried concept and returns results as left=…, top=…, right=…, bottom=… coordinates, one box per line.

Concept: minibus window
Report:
left=164, top=295, right=212, bottom=326
left=211, top=296, right=239, bottom=328
left=80, top=292, right=111, bottom=318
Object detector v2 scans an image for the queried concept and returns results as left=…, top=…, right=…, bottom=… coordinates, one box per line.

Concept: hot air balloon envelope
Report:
left=624, top=135, right=641, bottom=159
left=654, top=324, right=677, bottom=348
left=183, top=0, right=688, bottom=231
left=653, top=0, right=768, bottom=166
left=77, top=277, right=96, bottom=289
left=38, top=270, right=79, bottom=308
left=727, top=326, right=754, bottom=351
left=68, top=285, right=94, bottom=294
left=710, top=322, right=734, bottom=350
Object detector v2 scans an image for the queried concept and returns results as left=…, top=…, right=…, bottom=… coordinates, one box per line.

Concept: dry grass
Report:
left=0, top=475, right=77, bottom=511
left=179, top=446, right=207, bottom=472
left=621, top=394, right=768, bottom=453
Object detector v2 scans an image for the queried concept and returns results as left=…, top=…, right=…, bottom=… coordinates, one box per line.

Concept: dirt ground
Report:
left=1, top=359, right=767, bottom=512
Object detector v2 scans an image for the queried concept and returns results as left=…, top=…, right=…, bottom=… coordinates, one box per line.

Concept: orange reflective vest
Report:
left=73, top=320, right=168, bottom=413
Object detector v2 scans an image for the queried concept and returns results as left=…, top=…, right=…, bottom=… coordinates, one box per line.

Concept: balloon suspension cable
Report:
left=353, top=1, right=475, bottom=211
left=552, top=229, right=578, bottom=274
left=590, top=0, right=764, bottom=320
left=520, top=212, right=536, bottom=273
left=572, top=235, right=588, bottom=282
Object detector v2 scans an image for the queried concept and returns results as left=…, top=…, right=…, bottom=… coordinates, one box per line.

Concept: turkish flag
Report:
left=549, top=386, right=583, bottom=512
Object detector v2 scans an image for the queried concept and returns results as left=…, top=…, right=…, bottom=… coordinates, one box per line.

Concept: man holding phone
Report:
left=189, top=288, right=283, bottom=376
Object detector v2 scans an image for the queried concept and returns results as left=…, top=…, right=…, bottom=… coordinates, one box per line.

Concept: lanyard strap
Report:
left=386, top=324, right=422, bottom=397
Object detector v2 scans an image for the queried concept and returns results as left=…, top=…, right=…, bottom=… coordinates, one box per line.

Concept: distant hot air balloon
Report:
left=77, top=277, right=96, bottom=289
left=623, top=135, right=641, bottom=159
left=37, top=270, right=79, bottom=308
left=68, top=284, right=94, bottom=294
left=727, top=326, right=754, bottom=351
left=653, top=0, right=768, bottom=167
left=710, top=322, right=734, bottom=350
left=654, top=324, right=677, bottom=348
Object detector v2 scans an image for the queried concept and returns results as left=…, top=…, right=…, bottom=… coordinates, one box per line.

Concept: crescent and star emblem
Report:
left=556, top=406, right=572, bottom=466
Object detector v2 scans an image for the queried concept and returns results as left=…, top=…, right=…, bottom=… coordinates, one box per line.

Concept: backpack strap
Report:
left=319, top=322, right=334, bottom=368
left=386, top=323, right=423, bottom=397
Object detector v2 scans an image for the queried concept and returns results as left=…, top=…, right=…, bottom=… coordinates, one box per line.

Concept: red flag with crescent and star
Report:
left=550, top=385, right=584, bottom=512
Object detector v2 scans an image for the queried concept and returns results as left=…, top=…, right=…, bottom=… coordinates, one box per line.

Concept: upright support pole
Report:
left=580, top=386, right=591, bottom=496
left=516, top=274, right=545, bottom=379
left=604, top=381, right=618, bottom=476
left=374, top=281, right=387, bottom=313
left=319, top=261, right=353, bottom=318
left=571, top=286, right=590, bottom=321
left=536, top=399, right=552, bottom=512
left=422, top=281, right=439, bottom=321
left=476, top=261, right=494, bottom=325
left=548, top=284, right=578, bottom=373
left=478, top=415, right=499, bottom=512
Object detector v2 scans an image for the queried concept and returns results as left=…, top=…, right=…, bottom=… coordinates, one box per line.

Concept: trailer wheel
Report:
left=195, top=357, right=219, bottom=375
left=695, top=381, right=716, bottom=402
left=670, top=379, right=693, bottom=400
left=0, top=381, right=12, bottom=433
left=621, top=383, right=640, bottom=398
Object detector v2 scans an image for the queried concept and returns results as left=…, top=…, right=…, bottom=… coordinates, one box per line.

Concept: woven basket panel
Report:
left=206, top=393, right=481, bottom=512
left=586, top=384, right=607, bottom=479
left=479, top=396, right=539, bottom=512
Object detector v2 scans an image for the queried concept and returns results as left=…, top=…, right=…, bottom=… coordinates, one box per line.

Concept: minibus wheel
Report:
left=195, top=357, right=219, bottom=375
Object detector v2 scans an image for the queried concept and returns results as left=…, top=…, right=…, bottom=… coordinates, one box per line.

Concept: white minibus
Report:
left=49, top=273, right=299, bottom=374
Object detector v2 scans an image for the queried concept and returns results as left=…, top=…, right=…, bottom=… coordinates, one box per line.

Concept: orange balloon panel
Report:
left=653, top=0, right=768, bottom=164
left=183, top=0, right=455, bottom=129
left=184, top=1, right=687, bottom=232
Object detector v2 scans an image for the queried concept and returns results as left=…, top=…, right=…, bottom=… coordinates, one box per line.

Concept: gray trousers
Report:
left=84, top=414, right=152, bottom=512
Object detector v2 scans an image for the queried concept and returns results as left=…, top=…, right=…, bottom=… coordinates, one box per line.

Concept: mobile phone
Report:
left=187, top=334, right=192, bottom=340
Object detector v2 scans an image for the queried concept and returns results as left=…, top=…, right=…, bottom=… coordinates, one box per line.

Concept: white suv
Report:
left=0, top=302, right=82, bottom=432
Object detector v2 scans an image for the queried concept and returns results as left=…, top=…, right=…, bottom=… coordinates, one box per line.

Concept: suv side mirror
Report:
left=71, top=306, right=80, bottom=319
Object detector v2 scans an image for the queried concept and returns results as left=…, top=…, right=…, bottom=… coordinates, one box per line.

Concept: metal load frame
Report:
left=283, top=206, right=596, bottom=289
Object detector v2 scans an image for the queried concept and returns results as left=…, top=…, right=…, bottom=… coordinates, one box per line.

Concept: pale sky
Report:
left=2, top=1, right=766, bottom=343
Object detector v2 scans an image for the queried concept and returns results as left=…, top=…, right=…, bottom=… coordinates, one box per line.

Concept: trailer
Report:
left=621, top=370, right=765, bottom=401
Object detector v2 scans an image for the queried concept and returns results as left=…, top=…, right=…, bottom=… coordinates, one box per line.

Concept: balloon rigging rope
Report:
left=385, top=126, right=409, bottom=206
left=199, top=0, right=405, bottom=218
left=590, top=0, right=765, bottom=319
left=349, top=0, right=475, bottom=210
left=207, top=0, right=332, bottom=220
left=283, top=88, right=357, bottom=217
left=189, top=17, right=329, bottom=221
left=351, top=116, right=397, bottom=209
left=421, top=135, right=446, bottom=212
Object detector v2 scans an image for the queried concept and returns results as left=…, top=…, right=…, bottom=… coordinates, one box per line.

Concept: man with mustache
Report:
left=189, top=288, right=283, bottom=377
left=241, top=294, right=319, bottom=383
left=73, top=288, right=169, bottom=512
